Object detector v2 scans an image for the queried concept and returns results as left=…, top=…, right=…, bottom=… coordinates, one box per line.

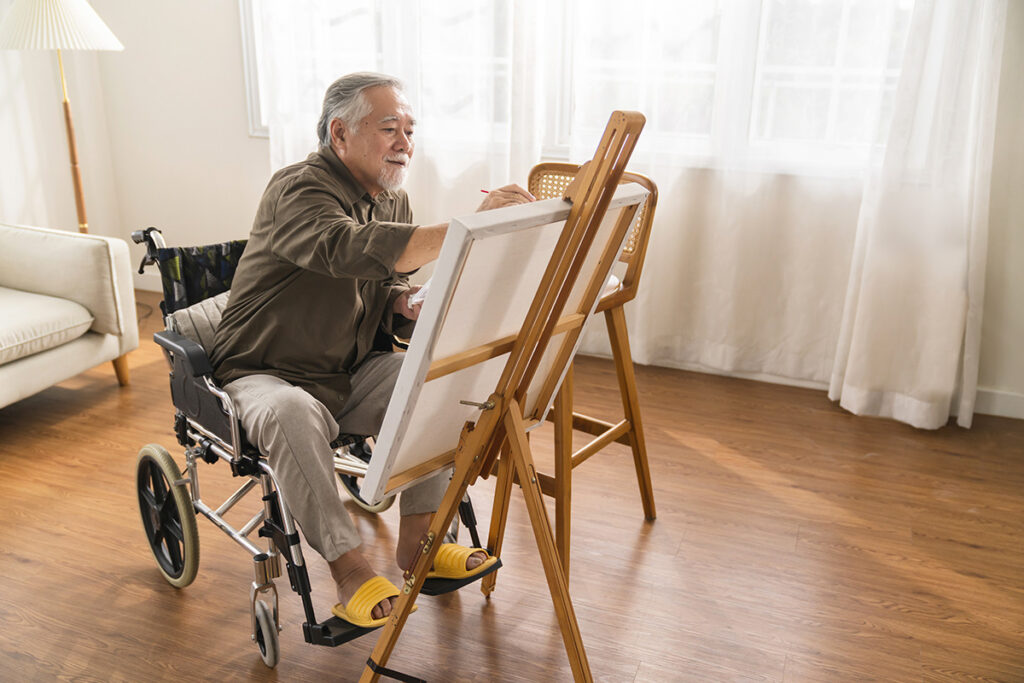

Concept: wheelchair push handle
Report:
left=131, top=226, right=167, bottom=275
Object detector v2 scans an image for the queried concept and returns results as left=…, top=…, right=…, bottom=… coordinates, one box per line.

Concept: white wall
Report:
left=1, top=0, right=1021, bottom=420
left=977, top=0, right=1024, bottom=419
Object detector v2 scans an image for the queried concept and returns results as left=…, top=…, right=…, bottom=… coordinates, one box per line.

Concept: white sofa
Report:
left=0, top=223, right=139, bottom=409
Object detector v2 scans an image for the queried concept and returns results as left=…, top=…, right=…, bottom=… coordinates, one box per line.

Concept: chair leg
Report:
left=112, top=354, right=131, bottom=386
left=604, top=306, right=655, bottom=520
left=553, top=364, right=574, bottom=582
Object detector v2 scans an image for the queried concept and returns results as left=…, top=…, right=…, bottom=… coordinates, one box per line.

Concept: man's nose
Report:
left=395, top=131, right=412, bottom=151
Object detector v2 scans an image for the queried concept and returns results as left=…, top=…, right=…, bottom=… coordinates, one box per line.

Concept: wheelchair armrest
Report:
left=154, top=330, right=213, bottom=377
left=154, top=329, right=237, bottom=447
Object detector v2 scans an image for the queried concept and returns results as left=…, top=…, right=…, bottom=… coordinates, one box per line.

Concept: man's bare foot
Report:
left=328, top=547, right=392, bottom=619
left=396, top=512, right=488, bottom=571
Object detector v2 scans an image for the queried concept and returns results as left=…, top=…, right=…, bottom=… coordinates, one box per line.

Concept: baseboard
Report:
left=580, top=353, right=830, bottom=392
left=974, top=387, right=1024, bottom=420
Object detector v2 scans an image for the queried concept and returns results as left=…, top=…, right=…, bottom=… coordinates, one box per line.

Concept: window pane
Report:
left=572, top=0, right=721, bottom=143
left=761, top=0, right=843, bottom=68
left=418, top=2, right=511, bottom=140
left=751, top=0, right=915, bottom=161
left=754, top=78, right=831, bottom=141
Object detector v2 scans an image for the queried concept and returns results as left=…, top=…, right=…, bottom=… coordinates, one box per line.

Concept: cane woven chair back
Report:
left=528, top=162, right=657, bottom=305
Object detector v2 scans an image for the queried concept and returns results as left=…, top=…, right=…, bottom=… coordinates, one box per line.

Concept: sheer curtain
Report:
left=253, top=0, right=1006, bottom=429
left=828, top=0, right=1007, bottom=428
left=564, top=0, right=907, bottom=388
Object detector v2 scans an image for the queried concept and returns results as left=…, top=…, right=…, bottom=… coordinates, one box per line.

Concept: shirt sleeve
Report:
left=268, top=172, right=417, bottom=280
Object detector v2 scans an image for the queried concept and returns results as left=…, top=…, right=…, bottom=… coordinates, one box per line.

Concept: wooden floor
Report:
left=1, top=290, right=1023, bottom=682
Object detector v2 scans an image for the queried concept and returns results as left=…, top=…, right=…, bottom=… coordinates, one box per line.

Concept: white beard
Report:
left=378, top=156, right=410, bottom=192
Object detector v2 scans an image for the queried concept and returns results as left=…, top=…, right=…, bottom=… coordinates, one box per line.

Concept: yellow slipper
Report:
left=426, top=543, right=499, bottom=580
left=330, top=576, right=416, bottom=628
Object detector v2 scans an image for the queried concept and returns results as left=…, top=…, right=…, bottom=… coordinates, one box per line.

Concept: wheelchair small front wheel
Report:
left=253, top=599, right=279, bottom=668
left=136, top=444, right=199, bottom=588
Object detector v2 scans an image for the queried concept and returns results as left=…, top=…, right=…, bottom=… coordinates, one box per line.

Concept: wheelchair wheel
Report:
left=253, top=599, right=279, bottom=668
left=136, top=444, right=199, bottom=588
left=337, top=439, right=395, bottom=513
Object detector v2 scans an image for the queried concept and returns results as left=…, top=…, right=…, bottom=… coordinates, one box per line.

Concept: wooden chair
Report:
left=528, top=162, right=658, bottom=580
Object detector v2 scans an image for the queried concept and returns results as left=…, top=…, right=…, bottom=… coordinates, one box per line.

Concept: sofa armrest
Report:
left=0, top=223, right=139, bottom=353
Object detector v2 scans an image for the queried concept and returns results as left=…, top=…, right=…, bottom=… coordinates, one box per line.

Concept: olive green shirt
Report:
left=212, top=146, right=417, bottom=417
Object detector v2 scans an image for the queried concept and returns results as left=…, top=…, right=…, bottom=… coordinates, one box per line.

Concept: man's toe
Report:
left=466, top=550, right=488, bottom=570
left=372, top=597, right=394, bottom=620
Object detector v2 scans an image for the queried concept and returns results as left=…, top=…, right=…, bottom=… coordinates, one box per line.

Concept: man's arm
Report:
left=394, top=184, right=535, bottom=272
left=394, top=223, right=447, bottom=273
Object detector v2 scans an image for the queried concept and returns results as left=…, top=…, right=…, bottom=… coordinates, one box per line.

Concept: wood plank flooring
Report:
left=0, top=290, right=1022, bottom=682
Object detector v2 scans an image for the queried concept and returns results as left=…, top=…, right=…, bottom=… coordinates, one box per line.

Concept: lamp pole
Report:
left=57, top=48, right=89, bottom=233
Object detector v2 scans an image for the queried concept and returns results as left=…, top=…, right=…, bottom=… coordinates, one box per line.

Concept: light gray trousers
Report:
left=224, top=353, right=448, bottom=562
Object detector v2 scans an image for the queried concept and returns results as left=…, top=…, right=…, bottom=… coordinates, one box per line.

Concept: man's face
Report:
left=331, top=86, right=415, bottom=196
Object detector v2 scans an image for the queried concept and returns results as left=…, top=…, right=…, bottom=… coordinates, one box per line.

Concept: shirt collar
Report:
left=315, top=146, right=397, bottom=208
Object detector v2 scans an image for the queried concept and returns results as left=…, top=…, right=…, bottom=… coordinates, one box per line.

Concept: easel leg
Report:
left=360, top=423, right=487, bottom=683
left=505, top=407, right=593, bottom=682
left=481, top=442, right=514, bottom=597
left=605, top=306, right=656, bottom=520
left=553, top=364, right=574, bottom=580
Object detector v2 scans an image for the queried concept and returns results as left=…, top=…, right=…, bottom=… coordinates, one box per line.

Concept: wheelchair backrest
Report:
left=156, top=240, right=247, bottom=315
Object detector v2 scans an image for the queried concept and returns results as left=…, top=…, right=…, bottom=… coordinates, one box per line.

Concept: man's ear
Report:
left=330, top=118, right=347, bottom=148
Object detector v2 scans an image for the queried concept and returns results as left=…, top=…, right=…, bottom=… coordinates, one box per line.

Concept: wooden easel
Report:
left=359, top=111, right=646, bottom=683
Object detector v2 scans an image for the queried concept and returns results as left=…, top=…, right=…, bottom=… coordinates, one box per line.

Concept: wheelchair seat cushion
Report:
left=169, top=290, right=230, bottom=353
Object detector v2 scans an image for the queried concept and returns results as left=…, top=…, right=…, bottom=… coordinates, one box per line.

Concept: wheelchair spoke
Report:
left=140, top=485, right=159, bottom=512
left=164, top=516, right=184, bottom=542
left=142, top=462, right=170, bottom=512
left=163, top=531, right=182, bottom=567
left=150, top=465, right=169, bottom=501
left=160, top=494, right=180, bottom=522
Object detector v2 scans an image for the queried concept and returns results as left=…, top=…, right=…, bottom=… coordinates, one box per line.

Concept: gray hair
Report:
left=317, top=72, right=405, bottom=147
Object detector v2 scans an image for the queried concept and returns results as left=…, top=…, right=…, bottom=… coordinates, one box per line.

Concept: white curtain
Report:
left=254, top=0, right=1006, bottom=429
left=828, top=0, right=1007, bottom=429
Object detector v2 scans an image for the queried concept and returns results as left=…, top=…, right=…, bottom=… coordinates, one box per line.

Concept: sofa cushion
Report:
left=0, top=287, right=95, bottom=366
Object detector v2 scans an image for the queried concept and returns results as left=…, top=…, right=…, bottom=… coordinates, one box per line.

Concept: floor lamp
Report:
left=0, top=0, right=122, bottom=234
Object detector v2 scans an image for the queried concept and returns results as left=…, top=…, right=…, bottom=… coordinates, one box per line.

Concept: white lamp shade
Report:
left=0, top=0, right=123, bottom=51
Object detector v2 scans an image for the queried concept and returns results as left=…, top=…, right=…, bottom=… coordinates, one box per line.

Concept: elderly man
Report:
left=211, top=72, right=534, bottom=627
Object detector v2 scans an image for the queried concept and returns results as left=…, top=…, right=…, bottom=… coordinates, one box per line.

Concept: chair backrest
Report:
left=155, top=240, right=247, bottom=315
left=528, top=162, right=657, bottom=304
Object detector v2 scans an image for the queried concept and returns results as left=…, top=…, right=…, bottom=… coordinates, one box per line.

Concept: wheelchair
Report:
left=131, top=227, right=481, bottom=670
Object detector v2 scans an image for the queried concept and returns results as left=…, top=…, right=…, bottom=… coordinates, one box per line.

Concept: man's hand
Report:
left=394, top=285, right=423, bottom=320
left=477, top=184, right=535, bottom=211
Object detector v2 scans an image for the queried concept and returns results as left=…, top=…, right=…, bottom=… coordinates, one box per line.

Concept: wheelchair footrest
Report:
left=303, top=616, right=379, bottom=647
